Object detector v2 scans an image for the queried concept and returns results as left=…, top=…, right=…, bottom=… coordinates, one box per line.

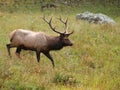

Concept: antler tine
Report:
left=65, top=17, right=68, bottom=33
left=42, top=15, right=49, bottom=24
left=58, top=16, right=67, bottom=26
left=57, top=16, right=68, bottom=34
left=66, top=30, right=74, bottom=36
left=43, top=16, right=62, bottom=34
left=65, top=17, right=68, bottom=25
left=49, top=17, right=52, bottom=23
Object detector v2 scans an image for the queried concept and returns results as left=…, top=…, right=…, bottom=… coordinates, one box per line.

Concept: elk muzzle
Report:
left=69, top=42, right=73, bottom=46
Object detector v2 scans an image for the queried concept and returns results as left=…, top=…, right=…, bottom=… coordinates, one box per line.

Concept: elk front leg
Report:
left=36, top=51, right=41, bottom=62
left=43, top=52, right=55, bottom=68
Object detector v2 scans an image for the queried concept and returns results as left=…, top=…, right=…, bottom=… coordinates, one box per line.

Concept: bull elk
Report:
left=6, top=16, right=74, bottom=68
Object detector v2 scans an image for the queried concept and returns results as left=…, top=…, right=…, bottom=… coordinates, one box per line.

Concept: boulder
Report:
left=76, top=11, right=116, bottom=24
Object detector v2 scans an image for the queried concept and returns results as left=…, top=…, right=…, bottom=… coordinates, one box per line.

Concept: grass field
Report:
left=0, top=6, right=120, bottom=90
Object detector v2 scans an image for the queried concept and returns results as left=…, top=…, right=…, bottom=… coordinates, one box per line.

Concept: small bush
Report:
left=53, top=72, right=77, bottom=86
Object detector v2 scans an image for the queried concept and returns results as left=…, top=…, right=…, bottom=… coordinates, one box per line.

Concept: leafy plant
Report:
left=53, top=72, right=77, bottom=86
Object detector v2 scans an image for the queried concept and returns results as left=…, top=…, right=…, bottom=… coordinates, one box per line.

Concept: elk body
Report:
left=6, top=17, right=73, bottom=68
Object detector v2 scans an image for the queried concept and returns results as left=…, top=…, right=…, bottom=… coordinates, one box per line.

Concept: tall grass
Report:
left=0, top=5, right=120, bottom=90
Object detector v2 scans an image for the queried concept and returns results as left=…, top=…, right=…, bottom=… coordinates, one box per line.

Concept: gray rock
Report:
left=76, top=11, right=116, bottom=24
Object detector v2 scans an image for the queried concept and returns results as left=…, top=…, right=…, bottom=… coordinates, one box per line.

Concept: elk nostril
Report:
left=70, top=43, right=73, bottom=46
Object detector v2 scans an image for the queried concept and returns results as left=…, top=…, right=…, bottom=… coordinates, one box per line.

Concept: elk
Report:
left=6, top=16, right=74, bottom=68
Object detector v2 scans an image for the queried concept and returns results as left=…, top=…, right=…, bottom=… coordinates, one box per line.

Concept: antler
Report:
left=42, top=16, right=63, bottom=34
left=66, top=30, right=74, bottom=36
left=57, top=16, right=68, bottom=34
left=43, top=16, right=74, bottom=35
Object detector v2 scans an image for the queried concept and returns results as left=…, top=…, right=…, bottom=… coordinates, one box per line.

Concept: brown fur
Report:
left=6, top=29, right=73, bottom=68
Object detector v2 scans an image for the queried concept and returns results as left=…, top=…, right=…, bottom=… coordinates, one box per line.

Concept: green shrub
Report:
left=53, top=72, right=77, bottom=86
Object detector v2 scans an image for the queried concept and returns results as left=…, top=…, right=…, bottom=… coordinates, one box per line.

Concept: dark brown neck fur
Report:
left=47, top=36, right=64, bottom=51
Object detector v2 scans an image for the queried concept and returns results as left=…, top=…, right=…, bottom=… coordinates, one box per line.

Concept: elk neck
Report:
left=47, top=36, right=64, bottom=51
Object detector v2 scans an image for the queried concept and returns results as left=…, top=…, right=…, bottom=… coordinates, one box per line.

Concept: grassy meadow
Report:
left=0, top=5, right=120, bottom=90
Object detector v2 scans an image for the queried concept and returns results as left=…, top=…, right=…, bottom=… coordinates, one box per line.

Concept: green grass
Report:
left=0, top=6, right=120, bottom=90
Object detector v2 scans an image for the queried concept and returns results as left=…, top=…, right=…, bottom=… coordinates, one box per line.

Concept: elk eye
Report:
left=64, top=38, right=68, bottom=41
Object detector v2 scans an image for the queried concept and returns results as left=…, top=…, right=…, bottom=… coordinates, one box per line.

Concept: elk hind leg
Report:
left=6, top=44, right=12, bottom=57
left=15, top=46, right=22, bottom=59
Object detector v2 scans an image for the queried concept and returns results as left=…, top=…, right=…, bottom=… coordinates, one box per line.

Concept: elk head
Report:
left=43, top=16, right=74, bottom=47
